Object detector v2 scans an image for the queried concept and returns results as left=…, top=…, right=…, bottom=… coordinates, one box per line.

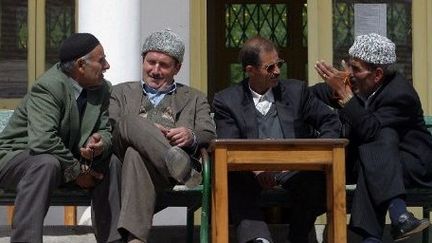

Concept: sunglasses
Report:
left=263, top=59, right=285, bottom=73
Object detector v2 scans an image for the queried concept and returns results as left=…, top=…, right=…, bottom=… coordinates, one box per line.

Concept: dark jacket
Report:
left=213, top=78, right=341, bottom=139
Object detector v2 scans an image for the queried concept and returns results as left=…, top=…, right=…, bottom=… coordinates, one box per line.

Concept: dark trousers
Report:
left=229, top=171, right=326, bottom=243
left=349, top=128, right=406, bottom=238
left=0, top=151, right=122, bottom=243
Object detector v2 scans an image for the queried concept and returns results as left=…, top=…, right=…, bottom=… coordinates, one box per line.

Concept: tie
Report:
left=76, top=89, right=87, bottom=118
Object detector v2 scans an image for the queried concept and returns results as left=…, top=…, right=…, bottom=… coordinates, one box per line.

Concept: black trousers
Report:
left=0, top=151, right=122, bottom=243
left=229, top=171, right=326, bottom=243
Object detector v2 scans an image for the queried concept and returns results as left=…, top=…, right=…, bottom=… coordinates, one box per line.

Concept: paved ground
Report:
left=0, top=224, right=428, bottom=242
left=0, top=226, right=95, bottom=243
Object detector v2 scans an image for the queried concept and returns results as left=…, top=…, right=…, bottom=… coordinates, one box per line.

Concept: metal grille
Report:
left=333, top=0, right=412, bottom=80
left=45, top=0, right=75, bottom=67
left=225, top=4, right=288, bottom=48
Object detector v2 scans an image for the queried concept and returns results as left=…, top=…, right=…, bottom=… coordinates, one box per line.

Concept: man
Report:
left=109, top=29, right=216, bottom=242
left=0, top=33, right=122, bottom=243
left=313, top=33, right=432, bottom=243
left=212, top=36, right=341, bottom=243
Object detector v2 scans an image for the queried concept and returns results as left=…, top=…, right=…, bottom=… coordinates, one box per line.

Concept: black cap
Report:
left=59, top=33, right=100, bottom=62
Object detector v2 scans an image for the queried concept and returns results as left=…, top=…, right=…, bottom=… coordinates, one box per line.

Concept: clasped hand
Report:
left=314, top=60, right=352, bottom=99
left=155, top=124, right=194, bottom=148
left=75, top=133, right=104, bottom=189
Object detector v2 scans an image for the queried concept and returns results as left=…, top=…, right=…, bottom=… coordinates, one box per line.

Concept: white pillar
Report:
left=78, top=0, right=141, bottom=85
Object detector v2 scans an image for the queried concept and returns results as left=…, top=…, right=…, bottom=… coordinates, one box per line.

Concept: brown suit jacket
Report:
left=109, top=81, right=216, bottom=153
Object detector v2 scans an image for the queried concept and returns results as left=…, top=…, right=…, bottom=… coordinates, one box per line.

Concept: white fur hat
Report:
left=348, top=33, right=396, bottom=64
left=142, top=29, right=185, bottom=63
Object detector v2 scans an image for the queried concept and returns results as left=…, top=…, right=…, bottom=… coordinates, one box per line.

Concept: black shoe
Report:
left=247, top=238, right=270, bottom=243
left=391, top=212, right=430, bottom=242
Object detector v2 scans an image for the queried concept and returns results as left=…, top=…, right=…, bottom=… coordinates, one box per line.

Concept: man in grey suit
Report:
left=313, top=33, right=432, bottom=243
left=0, top=33, right=122, bottom=243
left=109, top=29, right=216, bottom=243
left=212, top=36, right=341, bottom=243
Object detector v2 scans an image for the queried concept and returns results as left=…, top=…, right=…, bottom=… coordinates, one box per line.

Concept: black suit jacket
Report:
left=311, top=72, right=432, bottom=188
left=212, top=78, right=341, bottom=139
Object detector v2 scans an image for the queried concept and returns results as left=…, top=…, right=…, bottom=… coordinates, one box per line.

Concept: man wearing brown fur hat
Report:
left=0, top=33, right=122, bottom=243
left=109, top=29, right=216, bottom=242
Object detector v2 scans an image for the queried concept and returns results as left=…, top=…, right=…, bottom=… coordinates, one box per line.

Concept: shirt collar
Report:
left=249, top=85, right=275, bottom=106
left=70, top=78, right=84, bottom=100
left=141, top=80, right=177, bottom=95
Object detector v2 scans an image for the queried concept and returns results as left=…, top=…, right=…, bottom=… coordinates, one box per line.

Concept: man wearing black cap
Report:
left=109, top=29, right=216, bottom=242
left=0, top=33, right=122, bottom=243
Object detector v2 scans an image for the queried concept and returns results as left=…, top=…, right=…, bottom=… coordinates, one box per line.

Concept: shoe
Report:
left=247, top=238, right=271, bottom=243
left=127, top=233, right=144, bottom=243
left=391, top=212, right=430, bottom=242
left=165, top=146, right=202, bottom=188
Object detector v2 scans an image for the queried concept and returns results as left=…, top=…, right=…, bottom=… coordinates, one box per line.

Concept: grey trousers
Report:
left=113, top=115, right=174, bottom=241
left=0, top=151, right=122, bottom=243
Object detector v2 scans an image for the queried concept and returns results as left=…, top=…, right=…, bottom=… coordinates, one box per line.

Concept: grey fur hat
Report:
left=141, top=29, right=185, bottom=63
left=348, top=33, right=396, bottom=64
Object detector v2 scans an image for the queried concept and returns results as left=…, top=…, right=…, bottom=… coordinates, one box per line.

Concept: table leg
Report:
left=212, top=148, right=229, bottom=243
left=327, top=146, right=347, bottom=243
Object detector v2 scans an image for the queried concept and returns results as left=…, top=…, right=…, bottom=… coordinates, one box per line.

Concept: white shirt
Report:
left=70, top=78, right=84, bottom=100
left=249, top=86, right=275, bottom=116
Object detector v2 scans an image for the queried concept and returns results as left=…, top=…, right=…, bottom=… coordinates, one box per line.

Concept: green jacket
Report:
left=0, top=64, right=112, bottom=183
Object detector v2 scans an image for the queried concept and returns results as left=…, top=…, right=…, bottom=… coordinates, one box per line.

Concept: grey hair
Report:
left=59, top=53, right=91, bottom=76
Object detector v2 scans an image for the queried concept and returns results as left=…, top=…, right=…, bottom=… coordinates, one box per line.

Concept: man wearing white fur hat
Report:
left=109, top=29, right=216, bottom=242
left=313, top=33, right=432, bottom=242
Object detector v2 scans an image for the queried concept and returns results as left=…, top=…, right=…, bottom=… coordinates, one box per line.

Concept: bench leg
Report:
left=186, top=207, right=195, bottom=243
left=7, top=206, right=14, bottom=225
left=64, top=206, right=77, bottom=225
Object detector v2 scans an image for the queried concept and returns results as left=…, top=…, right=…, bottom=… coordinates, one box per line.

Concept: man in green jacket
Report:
left=0, top=33, right=121, bottom=243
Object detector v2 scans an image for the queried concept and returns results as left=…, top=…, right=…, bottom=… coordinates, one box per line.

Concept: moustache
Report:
left=149, top=74, right=163, bottom=80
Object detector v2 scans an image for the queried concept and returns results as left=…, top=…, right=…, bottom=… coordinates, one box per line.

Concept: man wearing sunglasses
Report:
left=212, top=36, right=341, bottom=243
left=313, top=33, right=432, bottom=243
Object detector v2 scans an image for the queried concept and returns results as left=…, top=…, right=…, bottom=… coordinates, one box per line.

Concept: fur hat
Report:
left=59, top=33, right=100, bottom=62
left=142, top=29, right=185, bottom=63
left=348, top=33, right=396, bottom=64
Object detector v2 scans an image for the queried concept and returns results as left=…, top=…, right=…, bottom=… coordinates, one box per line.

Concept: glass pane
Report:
left=0, top=0, right=28, bottom=98
left=45, top=0, right=75, bottom=69
left=333, top=0, right=412, bottom=80
left=225, top=4, right=288, bottom=48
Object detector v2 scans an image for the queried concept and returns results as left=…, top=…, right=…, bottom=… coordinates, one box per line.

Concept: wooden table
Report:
left=210, top=139, right=349, bottom=243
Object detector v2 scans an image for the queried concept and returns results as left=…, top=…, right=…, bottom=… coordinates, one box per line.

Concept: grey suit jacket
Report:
left=109, top=81, right=216, bottom=152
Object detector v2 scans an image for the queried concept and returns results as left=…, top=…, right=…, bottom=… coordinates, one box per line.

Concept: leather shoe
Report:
left=165, top=146, right=202, bottom=188
left=247, top=238, right=270, bottom=243
left=391, top=212, right=430, bottom=241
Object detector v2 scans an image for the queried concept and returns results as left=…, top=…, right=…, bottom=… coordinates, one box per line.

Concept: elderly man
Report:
left=313, top=33, right=432, bottom=243
left=0, top=33, right=122, bottom=243
left=109, top=29, right=216, bottom=242
left=212, top=36, right=341, bottom=243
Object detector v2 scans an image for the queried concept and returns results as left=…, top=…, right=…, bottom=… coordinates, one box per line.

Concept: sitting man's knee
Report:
left=35, top=154, right=61, bottom=172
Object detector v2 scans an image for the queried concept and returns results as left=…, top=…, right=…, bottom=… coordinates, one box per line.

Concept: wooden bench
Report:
left=0, top=110, right=210, bottom=243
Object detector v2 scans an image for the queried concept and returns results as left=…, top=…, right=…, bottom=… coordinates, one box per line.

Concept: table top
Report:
left=210, top=138, right=349, bottom=148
